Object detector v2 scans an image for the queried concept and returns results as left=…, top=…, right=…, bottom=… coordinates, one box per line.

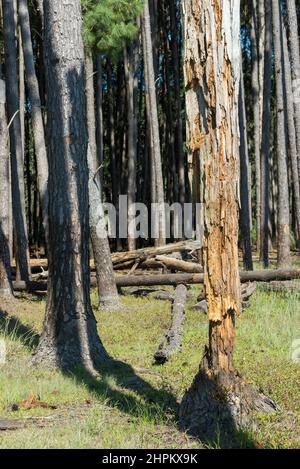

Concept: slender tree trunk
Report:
left=239, top=62, right=253, bottom=270
left=250, top=0, right=261, bottom=251
left=286, top=0, right=300, bottom=168
left=2, top=0, right=31, bottom=282
left=124, top=45, right=138, bottom=251
left=96, top=55, right=103, bottom=188
left=282, top=20, right=300, bottom=246
left=18, top=0, right=49, bottom=239
left=19, top=26, right=25, bottom=157
left=33, top=0, right=107, bottom=369
left=0, top=79, right=13, bottom=297
left=259, top=0, right=272, bottom=267
left=85, top=51, right=121, bottom=310
left=143, top=0, right=166, bottom=246
left=272, top=0, right=291, bottom=268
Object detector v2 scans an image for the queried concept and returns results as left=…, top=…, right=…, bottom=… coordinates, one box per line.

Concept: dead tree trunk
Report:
left=179, top=0, right=277, bottom=440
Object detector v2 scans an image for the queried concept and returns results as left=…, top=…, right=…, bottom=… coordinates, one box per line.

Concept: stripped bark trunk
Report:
left=32, top=0, right=107, bottom=370
left=180, top=0, right=277, bottom=438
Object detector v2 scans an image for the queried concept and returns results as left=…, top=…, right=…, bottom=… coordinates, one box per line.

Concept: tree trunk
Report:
left=2, top=0, right=31, bottom=282
left=32, top=0, right=107, bottom=370
left=179, top=0, right=277, bottom=440
left=239, top=61, right=253, bottom=271
left=142, top=0, right=166, bottom=246
left=96, top=55, right=104, bottom=188
left=272, top=0, right=291, bottom=268
left=85, top=52, right=121, bottom=311
left=259, top=0, right=273, bottom=267
left=286, top=0, right=300, bottom=168
left=18, top=0, right=49, bottom=239
left=0, top=79, right=13, bottom=297
left=282, top=20, right=300, bottom=247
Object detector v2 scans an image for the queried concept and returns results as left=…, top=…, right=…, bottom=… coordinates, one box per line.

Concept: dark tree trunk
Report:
left=272, top=0, right=291, bottom=268
left=33, top=0, right=107, bottom=370
left=18, top=0, right=49, bottom=239
left=2, top=0, right=31, bottom=282
left=259, top=0, right=273, bottom=267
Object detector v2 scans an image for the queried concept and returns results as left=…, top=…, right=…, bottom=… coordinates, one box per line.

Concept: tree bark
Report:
left=142, top=0, right=166, bottom=246
left=18, top=0, right=49, bottom=239
left=2, top=0, right=31, bottom=282
left=32, top=0, right=107, bottom=370
left=272, top=0, right=291, bottom=268
left=0, top=79, right=13, bottom=297
left=259, top=0, right=272, bottom=267
left=286, top=0, right=300, bottom=169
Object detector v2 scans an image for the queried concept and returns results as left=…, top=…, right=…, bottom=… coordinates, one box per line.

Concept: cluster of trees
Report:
left=0, top=0, right=298, bottom=434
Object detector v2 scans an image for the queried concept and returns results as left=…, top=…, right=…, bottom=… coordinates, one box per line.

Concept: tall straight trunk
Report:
left=169, top=0, right=185, bottom=205
left=19, top=26, right=25, bottom=157
left=124, top=45, right=138, bottom=251
left=250, top=0, right=261, bottom=250
left=85, top=52, right=120, bottom=310
left=272, top=0, right=291, bottom=268
left=286, top=0, right=300, bottom=169
left=143, top=0, right=166, bottom=246
left=282, top=20, right=300, bottom=245
left=259, top=0, right=273, bottom=267
left=2, top=0, right=31, bottom=282
left=33, top=0, right=107, bottom=369
left=107, top=63, right=118, bottom=208
left=239, top=63, right=253, bottom=270
left=0, top=79, right=13, bottom=297
left=18, top=0, right=49, bottom=238
left=96, top=55, right=103, bottom=188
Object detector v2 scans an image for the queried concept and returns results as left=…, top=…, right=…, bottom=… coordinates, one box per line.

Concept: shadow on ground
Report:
left=0, top=307, right=257, bottom=448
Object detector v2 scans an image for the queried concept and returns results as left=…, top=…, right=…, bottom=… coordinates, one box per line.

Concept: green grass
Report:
left=0, top=285, right=299, bottom=449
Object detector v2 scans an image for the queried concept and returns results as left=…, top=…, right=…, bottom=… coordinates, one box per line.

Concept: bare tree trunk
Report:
left=0, top=79, right=13, bottom=297
left=18, top=0, right=49, bottom=239
left=260, top=0, right=273, bottom=267
left=142, top=0, right=166, bottom=246
left=33, top=0, right=107, bottom=370
left=2, top=0, right=31, bottom=282
left=180, top=0, right=277, bottom=439
left=272, top=0, right=291, bottom=268
left=96, top=55, right=103, bottom=188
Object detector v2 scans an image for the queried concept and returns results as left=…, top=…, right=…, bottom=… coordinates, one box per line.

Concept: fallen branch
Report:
left=154, top=284, right=187, bottom=364
left=155, top=255, right=203, bottom=273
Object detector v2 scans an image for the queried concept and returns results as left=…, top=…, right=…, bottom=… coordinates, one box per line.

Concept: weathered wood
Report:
left=154, top=284, right=187, bottom=363
left=155, top=255, right=203, bottom=273
left=111, top=240, right=201, bottom=265
left=12, top=269, right=300, bottom=292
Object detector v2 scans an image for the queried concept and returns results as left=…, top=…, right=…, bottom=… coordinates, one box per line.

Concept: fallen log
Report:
left=111, top=240, right=201, bottom=266
left=154, top=284, right=187, bottom=364
left=12, top=269, right=300, bottom=292
left=155, top=255, right=203, bottom=273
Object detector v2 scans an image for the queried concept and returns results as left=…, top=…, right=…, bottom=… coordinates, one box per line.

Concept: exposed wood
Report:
left=155, top=255, right=203, bottom=273
left=154, top=284, right=187, bottom=364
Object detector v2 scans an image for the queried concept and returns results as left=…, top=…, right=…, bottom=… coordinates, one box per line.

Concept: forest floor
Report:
left=0, top=277, right=299, bottom=449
